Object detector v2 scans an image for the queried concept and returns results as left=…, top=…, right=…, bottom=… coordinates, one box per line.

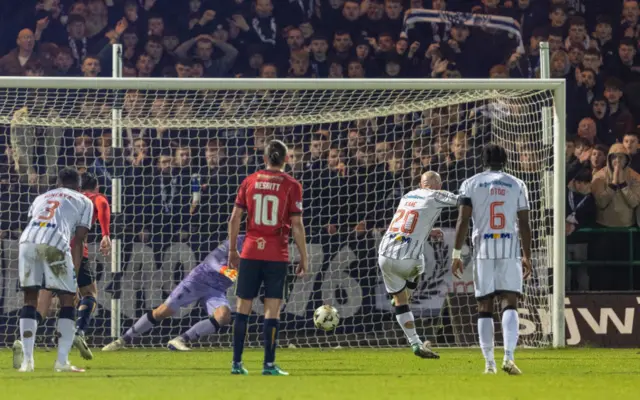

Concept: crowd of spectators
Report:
left=1, top=0, right=640, bottom=291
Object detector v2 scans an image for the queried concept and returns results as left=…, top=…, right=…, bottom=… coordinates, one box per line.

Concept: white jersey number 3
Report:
left=252, top=194, right=279, bottom=226
left=37, top=200, right=61, bottom=221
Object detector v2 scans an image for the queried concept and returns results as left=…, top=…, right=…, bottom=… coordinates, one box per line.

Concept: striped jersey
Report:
left=20, top=188, right=94, bottom=253
left=378, top=188, right=459, bottom=260
left=459, top=170, right=529, bottom=259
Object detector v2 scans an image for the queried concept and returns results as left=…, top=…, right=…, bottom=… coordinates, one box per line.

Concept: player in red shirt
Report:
left=33, top=173, right=111, bottom=361
left=228, top=140, right=308, bottom=376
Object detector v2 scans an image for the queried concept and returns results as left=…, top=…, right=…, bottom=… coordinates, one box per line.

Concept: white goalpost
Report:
left=0, top=74, right=565, bottom=349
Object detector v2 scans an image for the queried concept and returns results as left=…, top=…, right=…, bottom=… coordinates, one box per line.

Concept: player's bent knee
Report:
left=477, top=298, right=494, bottom=313
left=23, top=289, right=39, bottom=306
left=58, top=293, right=76, bottom=308
left=78, top=283, right=97, bottom=298
left=500, top=293, right=519, bottom=309
left=393, top=291, right=409, bottom=306
left=502, top=298, right=518, bottom=311
left=263, top=298, right=282, bottom=319
left=214, top=306, right=232, bottom=326
left=153, top=303, right=175, bottom=320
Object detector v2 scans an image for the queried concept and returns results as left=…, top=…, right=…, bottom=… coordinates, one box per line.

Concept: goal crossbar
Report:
left=0, top=77, right=565, bottom=91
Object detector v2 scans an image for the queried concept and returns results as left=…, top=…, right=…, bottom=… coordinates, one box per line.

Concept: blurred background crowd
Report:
left=1, top=0, right=640, bottom=292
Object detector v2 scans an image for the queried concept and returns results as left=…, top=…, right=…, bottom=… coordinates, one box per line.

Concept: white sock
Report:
left=20, top=318, right=37, bottom=363
left=396, top=311, right=421, bottom=346
left=501, top=309, right=519, bottom=362
left=478, top=317, right=495, bottom=365
left=56, top=318, right=76, bottom=365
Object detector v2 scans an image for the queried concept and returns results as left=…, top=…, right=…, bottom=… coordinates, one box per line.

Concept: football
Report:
left=313, top=305, right=340, bottom=331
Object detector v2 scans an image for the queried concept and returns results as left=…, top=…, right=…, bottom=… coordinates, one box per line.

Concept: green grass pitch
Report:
left=1, top=348, right=638, bottom=400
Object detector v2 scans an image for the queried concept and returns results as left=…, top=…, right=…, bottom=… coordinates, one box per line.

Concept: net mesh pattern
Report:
left=0, top=83, right=556, bottom=348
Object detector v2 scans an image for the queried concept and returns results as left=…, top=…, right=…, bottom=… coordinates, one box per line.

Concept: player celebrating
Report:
left=101, top=236, right=245, bottom=351
left=19, top=173, right=111, bottom=362
left=229, top=139, right=307, bottom=376
left=15, top=168, right=93, bottom=372
left=378, top=171, right=458, bottom=359
left=451, top=144, right=532, bottom=375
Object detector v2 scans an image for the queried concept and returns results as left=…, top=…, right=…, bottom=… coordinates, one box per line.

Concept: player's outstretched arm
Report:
left=517, top=210, right=532, bottom=279
left=228, top=206, right=244, bottom=268
left=72, top=226, right=90, bottom=273
left=434, top=190, right=459, bottom=208
left=291, top=215, right=308, bottom=277
left=96, top=195, right=112, bottom=256
left=452, top=201, right=472, bottom=279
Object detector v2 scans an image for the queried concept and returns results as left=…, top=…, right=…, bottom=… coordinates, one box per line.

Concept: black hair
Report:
left=549, top=5, right=568, bottom=14
left=176, top=58, right=194, bottom=67
left=531, top=27, right=548, bottom=39
left=82, top=54, right=100, bottom=63
left=568, top=15, right=586, bottom=27
left=158, top=148, right=173, bottom=158
left=482, top=143, right=507, bottom=170
left=122, top=26, right=138, bottom=36
left=619, top=38, right=635, bottom=48
left=594, top=144, right=609, bottom=154
left=573, top=136, right=592, bottom=148
left=147, top=35, right=163, bottom=44
left=80, top=172, right=98, bottom=191
left=604, top=76, right=624, bottom=91
left=67, top=14, right=86, bottom=25
left=596, top=15, right=612, bottom=26
left=573, top=167, right=592, bottom=183
left=347, top=58, right=364, bottom=67
left=310, top=33, right=328, bottom=42
left=58, top=167, right=81, bottom=189
left=548, top=27, right=564, bottom=38
left=265, top=140, right=288, bottom=166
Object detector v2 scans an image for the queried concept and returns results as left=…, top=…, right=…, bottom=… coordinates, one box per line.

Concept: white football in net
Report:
left=314, top=305, right=340, bottom=331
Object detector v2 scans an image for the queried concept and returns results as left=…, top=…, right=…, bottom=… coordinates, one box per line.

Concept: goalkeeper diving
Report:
left=378, top=171, right=460, bottom=359
left=102, top=236, right=245, bottom=351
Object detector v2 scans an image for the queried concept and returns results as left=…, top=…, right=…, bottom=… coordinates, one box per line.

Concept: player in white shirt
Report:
left=451, top=144, right=532, bottom=375
left=15, top=168, right=93, bottom=373
left=378, top=171, right=458, bottom=359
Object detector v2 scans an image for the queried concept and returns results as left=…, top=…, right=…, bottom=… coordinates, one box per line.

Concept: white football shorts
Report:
left=378, top=255, right=424, bottom=295
left=473, top=258, right=523, bottom=299
left=19, top=242, right=77, bottom=294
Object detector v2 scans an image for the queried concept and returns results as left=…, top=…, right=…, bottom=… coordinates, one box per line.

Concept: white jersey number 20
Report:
left=389, top=209, right=419, bottom=234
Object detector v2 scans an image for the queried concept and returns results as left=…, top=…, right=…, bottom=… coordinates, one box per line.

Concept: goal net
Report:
left=0, top=78, right=564, bottom=349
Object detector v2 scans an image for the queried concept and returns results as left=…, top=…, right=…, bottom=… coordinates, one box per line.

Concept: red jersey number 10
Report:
left=252, top=194, right=279, bottom=226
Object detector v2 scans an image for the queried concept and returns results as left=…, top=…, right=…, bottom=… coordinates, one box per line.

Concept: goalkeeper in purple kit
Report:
left=102, top=236, right=245, bottom=351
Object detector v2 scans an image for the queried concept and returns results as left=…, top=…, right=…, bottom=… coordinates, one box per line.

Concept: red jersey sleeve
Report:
left=95, top=195, right=111, bottom=238
left=289, top=180, right=303, bottom=216
left=235, top=177, right=249, bottom=209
